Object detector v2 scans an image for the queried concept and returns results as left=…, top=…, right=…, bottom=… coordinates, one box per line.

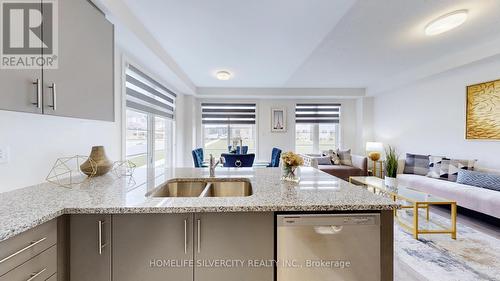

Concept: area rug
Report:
left=394, top=210, right=500, bottom=281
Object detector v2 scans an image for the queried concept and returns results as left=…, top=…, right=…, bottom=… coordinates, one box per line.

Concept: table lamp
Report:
left=366, top=142, right=384, bottom=177
left=366, top=142, right=384, bottom=161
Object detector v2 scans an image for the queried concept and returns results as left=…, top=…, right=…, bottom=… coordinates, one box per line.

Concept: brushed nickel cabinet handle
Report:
left=197, top=219, right=201, bottom=253
left=0, top=237, right=47, bottom=264
left=97, top=220, right=108, bottom=255
left=48, top=83, right=56, bottom=111
left=26, top=268, right=46, bottom=281
left=184, top=219, right=188, bottom=254
left=32, top=79, right=41, bottom=109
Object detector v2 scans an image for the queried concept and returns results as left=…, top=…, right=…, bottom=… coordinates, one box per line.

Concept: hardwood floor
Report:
left=393, top=206, right=500, bottom=281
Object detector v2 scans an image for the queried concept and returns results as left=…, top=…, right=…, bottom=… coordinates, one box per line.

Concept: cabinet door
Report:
left=194, top=212, right=274, bottom=281
left=0, top=68, right=43, bottom=114
left=113, top=214, right=194, bottom=281
left=42, top=0, right=114, bottom=121
left=70, top=215, right=111, bottom=281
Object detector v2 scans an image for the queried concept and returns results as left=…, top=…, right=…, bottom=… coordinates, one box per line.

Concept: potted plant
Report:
left=384, top=146, right=399, bottom=188
left=281, top=152, right=304, bottom=182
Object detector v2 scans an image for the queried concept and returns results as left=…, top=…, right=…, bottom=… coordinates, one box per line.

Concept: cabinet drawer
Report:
left=0, top=245, right=57, bottom=281
left=0, top=220, right=57, bottom=276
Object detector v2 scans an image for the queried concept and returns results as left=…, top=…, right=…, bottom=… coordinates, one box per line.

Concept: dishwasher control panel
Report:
left=278, top=214, right=380, bottom=226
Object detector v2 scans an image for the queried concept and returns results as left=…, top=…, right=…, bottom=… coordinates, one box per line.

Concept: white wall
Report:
left=0, top=48, right=123, bottom=193
left=194, top=96, right=368, bottom=164
left=175, top=94, right=198, bottom=167
left=372, top=55, right=500, bottom=170
left=256, top=98, right=363, bottom=162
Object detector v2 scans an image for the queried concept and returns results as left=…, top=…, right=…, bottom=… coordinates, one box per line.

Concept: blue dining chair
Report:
left=268, top=147, right=282, bottom=167
left=221, top=153, right=255, bottom=167
left=192, top=148, right=204, bottom=168
left=228, top=145, right=248, bottom=154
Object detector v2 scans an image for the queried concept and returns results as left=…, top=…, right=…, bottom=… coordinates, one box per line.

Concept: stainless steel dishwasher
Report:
left=277, top=214, right=381, bottom=281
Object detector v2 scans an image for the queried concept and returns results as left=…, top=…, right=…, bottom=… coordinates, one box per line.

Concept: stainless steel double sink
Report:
left=146, top=178, right=253, bottom=198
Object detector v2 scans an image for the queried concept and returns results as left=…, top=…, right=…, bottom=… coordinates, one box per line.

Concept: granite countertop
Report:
left=0, top=167, right=398, bottom=242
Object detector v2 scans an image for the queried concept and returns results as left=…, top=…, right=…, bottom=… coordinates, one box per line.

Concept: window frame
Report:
left=121, top=57, right=176, bottom=171
left=294, top=103, right=341, bottom=154
left=295, top=123, right=340, bottom=154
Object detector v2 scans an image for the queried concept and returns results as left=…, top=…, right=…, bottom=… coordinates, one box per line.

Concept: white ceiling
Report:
left=121, top=0, right=500, bottom=94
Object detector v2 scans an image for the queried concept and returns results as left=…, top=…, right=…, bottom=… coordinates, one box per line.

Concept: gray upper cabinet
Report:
left=0, top=0, right=114, bottom=121
left=113, top=214, right=194, bottom=281
left=194, top=212, right=274, bottom=281
left=0, top=3, right=43, bottom=115
left=42, top=0, right=114, bottom=121
left=0, top=69, right=43, bottom=114
left=70, top=215, right=112, bottom=281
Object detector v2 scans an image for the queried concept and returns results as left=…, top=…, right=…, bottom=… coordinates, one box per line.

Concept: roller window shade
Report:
left=295, top=103, right=341, bottom=124
left=126, top=64, right=176, bottom=119
left=201, top=103, right=256, bottom=125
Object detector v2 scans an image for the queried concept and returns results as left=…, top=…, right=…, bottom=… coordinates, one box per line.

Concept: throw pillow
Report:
left=427, top=156, right=449, bottom=180
left=330, top=152, right=341, bottom=165
left=322, top=149, right=341, bottom=165
left=317, top=156, right=333, bottom=165
left=457, top=170, right=500, bottom=191
left=427, top=156, right=476, bottom=181
left=447, top=159, right=477, bottom=182
left=403, top=153, right=429, bottom=176
left=336, top=149, right=352, bottom=166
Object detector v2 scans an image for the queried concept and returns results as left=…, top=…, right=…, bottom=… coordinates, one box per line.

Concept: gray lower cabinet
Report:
left=194, top=212, right=274, bottom=281
left=0, top=245, right=57, bottom=281
left=112, top=214, right=194, bottom=281
left=42, top=0, right=114, bottom=121
left=69, top=215, right=111, bottom=281
left=111, top=212, right=274, bottom=281
left=0, top=219, right=57, bottom=281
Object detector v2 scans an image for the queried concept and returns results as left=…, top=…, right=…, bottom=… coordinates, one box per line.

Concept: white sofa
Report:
left=397, top=161, right=500, bottom=219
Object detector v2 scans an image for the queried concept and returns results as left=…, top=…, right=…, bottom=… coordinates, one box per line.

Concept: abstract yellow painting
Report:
left=466, top=79, right=500, bottom=140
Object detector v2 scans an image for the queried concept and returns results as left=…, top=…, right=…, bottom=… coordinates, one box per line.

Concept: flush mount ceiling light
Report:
left=425, top=10, right=468, bottom=36
left=216, top=70, right=232, bottom=81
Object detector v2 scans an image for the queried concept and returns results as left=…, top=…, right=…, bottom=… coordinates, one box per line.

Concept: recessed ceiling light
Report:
left=425, top=10, right=468, bottom=36
left=216, top=70, right=232, bottom=81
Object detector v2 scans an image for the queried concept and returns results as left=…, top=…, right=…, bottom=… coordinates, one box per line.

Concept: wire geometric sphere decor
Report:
left=46, top=155, right=97, bottom=188
left=111, top=160, right=137, bottom=178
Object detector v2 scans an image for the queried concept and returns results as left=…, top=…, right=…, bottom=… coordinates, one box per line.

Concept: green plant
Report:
left=384, top=146, right=399, bottom=178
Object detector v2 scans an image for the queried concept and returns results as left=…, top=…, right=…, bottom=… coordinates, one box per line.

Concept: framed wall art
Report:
left=271, top=108, right=286, bottom=132
left=466, top=79, right=500, bottom=140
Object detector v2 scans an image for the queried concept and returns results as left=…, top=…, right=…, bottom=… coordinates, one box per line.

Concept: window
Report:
left=295, top=103, right=340, bottom=154
left=125, top=110, right=149, bottom=167
left=201, top=103, right=256, bottom=159
left=125, top=64, right=176, bottom=172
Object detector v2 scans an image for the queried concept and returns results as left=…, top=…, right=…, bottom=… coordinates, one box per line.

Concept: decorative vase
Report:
left=80, top=146, right=113, bottom=177
left=384, top=176, right=398, bottom=188
left=282, top=165, right=300, bottom=182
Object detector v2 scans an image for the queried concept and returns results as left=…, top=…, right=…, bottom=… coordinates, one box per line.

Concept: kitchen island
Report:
left=0, top=167, right=397, bottom=281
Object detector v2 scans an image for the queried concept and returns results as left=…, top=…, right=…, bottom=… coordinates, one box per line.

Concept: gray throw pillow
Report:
left=457, top=170, right=500, bottom=191
left=317, top=156, right=333, bottom=165
left=323, top=149, right=341, bottom=165
left=403, top=153, right=429, bottom=176
left=336, top=149, right=352, bottom=166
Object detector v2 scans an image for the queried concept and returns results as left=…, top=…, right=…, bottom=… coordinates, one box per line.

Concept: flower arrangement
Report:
left=281, top=151, right=304, bottom=167
left=281, top=152, right=304, bottom=182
